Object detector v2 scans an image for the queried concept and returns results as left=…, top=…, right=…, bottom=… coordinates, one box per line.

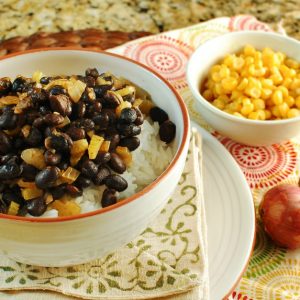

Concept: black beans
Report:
left=79, top=118, right=94, bottom=131
left=109, top=153, right=126, bottom=174
left=35, top=166, right=60, bottom=189
left=95, top=152, right=111, bottom=165
left=44, top=150, right=61, bottom=166
left=134, top=107, right=144, bottom=125
left=149, top=106, right=169, bottom=124
left=49, top=85, right=66, bottom=96
left=0, top=77, right=12, bottom=96
left=66, top=185, right=83, bottom=197
left=25, top=127, right=43, bottom=147
left=2, top=189, right=23, bottom=205
left=119, top=137, right=140, bottom=151
left=75, top=175, right=91, bottom=189
left=94, top=85, right=112, bottom=98
left=0, top=131, right=12, bottom=154
left=30, top=88, right=48, bottom=104
left=159, top=120, right=176, bottom=144
left=0, top=163, right=22, bottom=180
left=49, top=94, right=72, bottom=116
left=73, top=102, right=86, bottom=119
left=117, top=123, right=141, bottom=137
left=0, top=200, right=7, bottom=214
left=46, top=135, right=71, bottom=152
left=11, top=77, right=27, bottom=93
left=21, top=163, right=38, bottom=181
left=119, top=108, right=137, bottom=124
left=50, top=184, right=66, bottom=200
left=93, top=167, right=111, bottom=185
left=0, top=110, right=18, bottom=130
left=93, top=112, right=109, bottom=129
left=106, top=132, right=120, bottom=151
left=40, top=76, right=50, bottom=84
left=104, top=91, right=122, bottom=107
left=85, top=68, right=99, bottom=78
left=105, top=174, right=128, bottom=192
left=44, top=113, right=65, bottom=126
left=66, top=127, right=85, bottom=141
left=26, top=196, right=47, bottom=217
left=81, top=160, right=98, bottom=179
left=101, top=189, right=117, bottom=208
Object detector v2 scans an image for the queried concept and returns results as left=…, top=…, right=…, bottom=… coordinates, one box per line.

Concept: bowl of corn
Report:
left=187, top=31, right=300, bottom=146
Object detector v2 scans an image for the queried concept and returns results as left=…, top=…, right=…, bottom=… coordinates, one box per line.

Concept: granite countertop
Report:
left=0, top=0, right=300, bottom=40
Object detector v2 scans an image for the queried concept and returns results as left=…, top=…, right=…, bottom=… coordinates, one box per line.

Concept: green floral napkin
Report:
left=0, top=130, right=208, bottom=300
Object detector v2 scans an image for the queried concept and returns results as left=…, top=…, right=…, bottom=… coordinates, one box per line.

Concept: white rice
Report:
left=28, top=118, right=175, bottom=218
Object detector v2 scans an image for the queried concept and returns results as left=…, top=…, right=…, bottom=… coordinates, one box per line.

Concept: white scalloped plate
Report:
left=193, top=122, right=255, bottom=299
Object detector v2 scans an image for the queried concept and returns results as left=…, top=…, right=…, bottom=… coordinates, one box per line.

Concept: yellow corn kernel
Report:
left=261, top=89, right=273, bottom=100
left=264, top=109, right=272, bottom=119
left=212, top=99, right=225, bottom=110
left=284, top=96, right=295, bottom=107
left=202, top=89, right=214, bottom=101
left=280, top=65, right=293, bottom=78
left=241, top=103, right=254, bottom=116
left=223, top=54, right=234, bottom=67
left=233, top=112, right=244, bottom=118
left=245, top=56, right=255, bottom=66
left=277, top=52, right=286, bottom=63
left=271, top=106, right=280, bottom=118
left=237, top=78, right=248, bottom=91
left=218, top=94, right=230, bottom=104
left=232, top=56, right=245, bottom=71
left=295, top=96, right=300, bottom=109
left=270, top=73, right=283, bottom=85
left=242, top=97, right=251, bottom=106
left=228, top=102, right=242, bottom=112
left=211, top=72, right=221, bottom=82
left=231, top=90, right=243, bottom=100
left=266, top=98, right=274, bottom=107
left=221, top=78, right=238, bottom=91
left=282, top=77, right=293, bottom=89
left=272, top=90, right=283, bottom=105
left=277, top=86, right=289, bottom=98
left=252, top=98, right=265, bottom=110
left=290, top=78, right=300, bottom=90
left=244, top=45, right=256, bottom=56
left=219, top=66, right=230, bottom=78
left=245, top=87, right=261, bottom=99
left=287, top=108, right=300, bottom=118
left=214, top=83, right=224, bottom=95
left=248, top=111, right=259, bottom=120
left=210, top=65, right=221, bottom=74
left=278, top=102, right=289, bottom=118
left=261, top=78, right=273, bottom=88
left=285, top=58, right=299, bottom=69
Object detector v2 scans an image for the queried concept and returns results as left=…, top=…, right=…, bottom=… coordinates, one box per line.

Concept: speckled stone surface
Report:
left=0, top=0, right=300, bottom=40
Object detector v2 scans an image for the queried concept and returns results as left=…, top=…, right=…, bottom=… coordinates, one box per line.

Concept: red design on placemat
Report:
left=229, top=15, right=271, bottom=32
left=216, top=135, right=297, bottom=189
left=124, top=35, right=194, bottom=89
left=231, top=291, right=253, bottom=300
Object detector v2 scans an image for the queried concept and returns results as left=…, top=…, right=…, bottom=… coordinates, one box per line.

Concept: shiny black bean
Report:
left=50, top=94, right=72, bottom=116
left=26, top=196, right=47, bottom=217
left=94, top=85, right=112, bottom=98
left=119, top=108, right=137, bottom=124
left=104, top=91, right=121, bottom=108
left=0, top=183, right=5, bottom=193
left=72, top=102, right=86, bottom=119
left=81, top=160, right=98, bottom=179
left=66, top=185, right=83, bottom=197
left=117, top=123, right=141, bottom=137
left=35, top=166, right=60, bottom=189
left=40, top=76, right=50, bottom=84
left=50, top=184, right=66, bottom=200
left=21, top=163, right=38, bottom=181
left=78, top=118, right=94, bottom=131
left=44, top=113, right=65, bottom=126
left=44, top=150, right=62, bottom=166
left=32, top=116, right=45, bottom=129
left=102, top=109, right=116, bottom=126
left=105, top=174, right=128, bottom=192
left=92, top=112, right=109, bottom=129
left=108, top=134, right=120, bottom=151
left=0, top=110, right=18, bottom=130
left=14, top=137, right=25, bottom=150
left=11, top=77, right=27, bottom=93
left=85, top=68, right=99, bottom=78
left=30, top=88, right=48, bottom=104
left=66, top=127, right=85, bottom=141
left=0, top=200, right=7, bottom=214
left=25, top=127, right=43, bottom=147
left=119, top=137, right=140, bottom=151
left=93, top=167, right=111, bottom=185
left=94, top=151, right=111, bottom=165
left=75, top=175, right=91, bottom=189
left=149, top=106, right=169, bottom=124
left=101, top=189, right=117, bottom=208
left=134, top=107, right=144, bottom=125
left=85, top=76, right=96, bottom=87
left=0, top=163, right=22, bottom=179
left=159, top=120, right=176, bottom=144
left=46, top=135, right=71, bottom=152
left=49, top=85, right=66, bottom=96
left=58, top=161, right=69, bottom=171
left=0, top=77, right=12, bottom=96
left=39, top=105, right=51, bottom=115
left=26, top=111, right=41, bottom=125
left=2, top=189, right=23, bottom=205
left=109, top=153, right=126, bottom=174
left=17, top=205, right=28, bottom=216
left=0, top=154, right=15, bottom=164
left=0, top=131, right=12, bottom=154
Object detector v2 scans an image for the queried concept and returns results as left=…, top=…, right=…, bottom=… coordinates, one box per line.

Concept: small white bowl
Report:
left=0, top=49, right=190, bottom=267
left=187, top=31, right=300, bottom=146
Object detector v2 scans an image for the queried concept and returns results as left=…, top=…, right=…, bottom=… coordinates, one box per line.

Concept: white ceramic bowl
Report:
left=187, top=31, right=300, bottom=146
left=0, top=49, right=190, bottom=267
